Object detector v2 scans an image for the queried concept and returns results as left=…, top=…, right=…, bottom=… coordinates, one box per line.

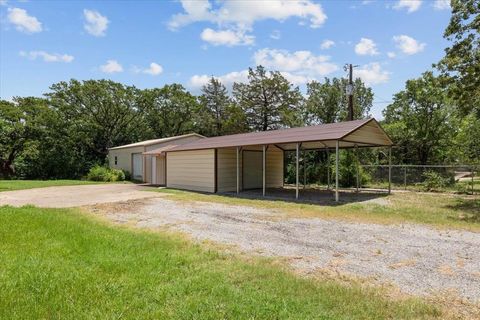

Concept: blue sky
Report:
left=1, top=0, right=452, bottom=118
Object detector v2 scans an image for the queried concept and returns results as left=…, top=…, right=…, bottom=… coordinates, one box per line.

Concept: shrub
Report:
left=421, top=170, right=450, bottom=191
left=86, top=165, right=125, bottom=182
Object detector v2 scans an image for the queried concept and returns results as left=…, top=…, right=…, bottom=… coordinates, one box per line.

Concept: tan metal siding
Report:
left=217, top=148, right=242, bottom=193
left=108, top=146, right=144, bottom=173
left=266, top=146, right=284, bottom=188
left=166, top=149, right=215, bottom=192
left=156, top=155, right=166, bottom=185
left=342, top=121, right=392, bottom=146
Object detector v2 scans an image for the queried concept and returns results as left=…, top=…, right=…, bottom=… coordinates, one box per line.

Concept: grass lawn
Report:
left=149, top=188, right=480, bottom=232
left=0, top=205, right=439, bottom=319
left=0, top=179, right=128, bottom=192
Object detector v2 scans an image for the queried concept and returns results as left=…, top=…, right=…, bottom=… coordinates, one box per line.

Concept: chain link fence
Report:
left=359, top=165, right=479, bottom=195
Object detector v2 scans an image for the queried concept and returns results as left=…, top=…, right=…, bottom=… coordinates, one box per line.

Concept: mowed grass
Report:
left=0, top=206, right=439, bottom=319
left=0, top=179, right=127, bottom=192
left=149, top=188, right=480, bottom=231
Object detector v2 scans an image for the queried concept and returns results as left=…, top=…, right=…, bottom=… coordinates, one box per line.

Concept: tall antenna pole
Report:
left=344, top=63, right=358, bottom=121
left=348, top=64, right=353, bottom=121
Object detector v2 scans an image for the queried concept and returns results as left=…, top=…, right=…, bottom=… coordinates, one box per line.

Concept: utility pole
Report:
left=344, top=63, right=358, bottom=121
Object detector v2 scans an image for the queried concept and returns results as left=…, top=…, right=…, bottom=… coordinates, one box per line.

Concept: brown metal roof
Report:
left=143, top=144, right=178, bottom=155
left=168, top=118, right=393, bottom=152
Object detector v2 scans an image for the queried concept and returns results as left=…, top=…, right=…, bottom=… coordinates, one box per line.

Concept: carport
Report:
left=163, top=118, right=393, bottom=202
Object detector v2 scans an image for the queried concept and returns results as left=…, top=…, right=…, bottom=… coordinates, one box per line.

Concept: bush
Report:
left=421, top=170, right=450, bottom=191
left=86, top=165, right=125, bottom=182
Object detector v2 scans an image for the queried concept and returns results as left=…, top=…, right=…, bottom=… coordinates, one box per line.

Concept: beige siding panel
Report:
left=108, top=146, right=144, bottom=174
left=343, top=124, right=391, bottom=145
left=167, top=149, right=215, bottom=193
left=266, top=146, right=284, bottom=188
left=156, top=155, right=166, bottom=185
left=217, top=148, right=240, bottom=193
left=243, top=151, right=263, bottom=189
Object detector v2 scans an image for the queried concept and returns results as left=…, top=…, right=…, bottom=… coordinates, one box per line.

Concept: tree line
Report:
left=1, top=0, right=478, bottom=180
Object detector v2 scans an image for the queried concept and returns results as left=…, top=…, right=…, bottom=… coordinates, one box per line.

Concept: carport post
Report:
left=296, top=143, right=300, bottom=199
left=263, top=145, right=266, bottom=197
left=335, top=140, right=339, bottom=202
left=326, top=147, right=330, bottom=190
left=388, top=147, right=392, bottom=195
left=236, top=146, right=240, bottom=194
left=303, top=149, right=307, bottom=189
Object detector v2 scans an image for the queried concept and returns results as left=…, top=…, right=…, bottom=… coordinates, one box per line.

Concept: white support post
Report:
left=236, top=146, right=240, bottom=194
left=355, top=145, right=359, bottom=193
left=326, top=147, right=330, bottom=190
left=388, top=147, right=392, bottom=195
left=296, top=143, right=300, bottom=199
left=303, top=149, right=307, bottom=189
left=262, top=145, right=266, bottom=197
left=335, top=140, right=339, bottom=202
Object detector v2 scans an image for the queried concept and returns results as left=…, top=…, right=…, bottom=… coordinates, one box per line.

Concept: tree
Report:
left=0, top=97, right=50, bottom=178
left=198, top=77, right=230, bottom=136
left=383, top=72, right=455, bottom=164
left=139, top=84, right=198, bottom=138
left=435, top=0, right=480, bottom=117
left=233, top=66, right=303, bottom=131
left=305, top=77, right=373, bottom=124
left=47, top=79, right=144, bottom=158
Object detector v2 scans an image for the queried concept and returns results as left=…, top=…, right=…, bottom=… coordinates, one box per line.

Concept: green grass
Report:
left=149, top=188, right=480, bottom=231
left=0, top=205, right=439, bottom=319
left=0, top=179, right=127, bottom=192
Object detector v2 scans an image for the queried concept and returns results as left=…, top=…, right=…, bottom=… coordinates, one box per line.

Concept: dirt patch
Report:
left=0, top=184, right=162, bottom=208
left=90, top=196, right=480, bottom=305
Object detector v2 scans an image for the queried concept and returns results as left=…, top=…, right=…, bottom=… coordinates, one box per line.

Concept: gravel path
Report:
left=0, top=184, right=161, bottom=208
left=95, top=197, right=480, bottom=302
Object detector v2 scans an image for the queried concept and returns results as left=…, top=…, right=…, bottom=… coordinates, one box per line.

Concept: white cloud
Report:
left=7, top=8, right=42, bottom=33
left=270, top=30, right=281, bottom=40
left=200, top=28, right=254, bottom=46
left=189, top=70, right=249, bottom=88
left=254, top=48, right=338, bottom=78
left=83, top=9, right=109, bottom=37
left=393, top=0, right=422, bottom=13
left=387, top=51, right=396, bottom=58
left=100, top=60, right=123, bottom=73
left=393, top=35, right=425, bottom=54
left=0, top=0, right=8, bottom=6
left=354, top=38, right=379, bottom=56
left=320, top=39, right=335, bottom=50
left=19, top=50, right=74, bottom=63
left=134, top=62, right=163, bottom=75
left=355, top=63, right=390, bottom=85
left=433, top=0, right=450, bottom=10
left=169, top=0, right=327, bottom=30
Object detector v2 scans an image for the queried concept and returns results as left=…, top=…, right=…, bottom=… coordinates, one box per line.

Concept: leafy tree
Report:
left=233, top=66, right=303, bottom=131
left=383, top=72, right=455, bottom=164
left=47, top=79, right=144, bottom=158
left=0, top=97, right=50, bottom=178
left=452, top=113, right=480, bottom=164
left=305, top=77, right=373, bottom=124
left=435, top=0, right=480, bottom=117
left=139, top=84, right=199, bottom=138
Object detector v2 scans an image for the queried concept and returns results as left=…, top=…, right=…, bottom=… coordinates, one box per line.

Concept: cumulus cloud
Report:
left=189, top=70, right=249, bottom=88
left=200, top=28, right=254, bottom=46
left=254, top=48, right=338, bottom=78
left=19, top=50, right=74, bottom=63
left=7, top=8, right=42, bottom=33
left=320, top=39, right=335, bottom=50
left=354, top=38, right=379, bottom=56
left=355, top=63, right=390, bottom=85
left=393, top=0, right=422, bottom=13
left=134, top=62, right=163, bottom=75
left=169, top=0, right=327, bottom=41
left=83, top=9, right=109, bottom=37
left=433, top=0, right=450, bottom=10
left=393, top=35, right=425, bottom=54
left=100, top=60, right=123, bottom=73
left=387, top=51, right=396, bottom=58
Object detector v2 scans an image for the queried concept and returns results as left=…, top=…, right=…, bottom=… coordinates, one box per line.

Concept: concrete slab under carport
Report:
left=221, top=186, right=389, bottom=205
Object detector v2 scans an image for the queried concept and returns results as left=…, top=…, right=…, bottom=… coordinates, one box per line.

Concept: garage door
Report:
left=243, top=151, right=262, bottom=190
left=132, top=153, right=143, bottom=181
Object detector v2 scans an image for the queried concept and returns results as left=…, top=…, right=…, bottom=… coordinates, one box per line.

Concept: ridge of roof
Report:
left=168, top=119, right=380, bottom=152
left=108, top=133, right=204, bottom=150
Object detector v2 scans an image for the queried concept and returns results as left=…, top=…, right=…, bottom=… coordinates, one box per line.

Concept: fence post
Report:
left=388, top=147, right=392, bottom=195
left=404, top=166, right=407, bottom=190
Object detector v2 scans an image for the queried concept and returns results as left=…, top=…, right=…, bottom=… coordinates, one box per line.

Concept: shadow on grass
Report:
left=445, top=198, right=480, bottom=223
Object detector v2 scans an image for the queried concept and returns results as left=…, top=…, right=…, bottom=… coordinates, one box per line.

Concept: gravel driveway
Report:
left=94, top=197, right=480, bottom=302
left=0, top=184, right=160, bottom=208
